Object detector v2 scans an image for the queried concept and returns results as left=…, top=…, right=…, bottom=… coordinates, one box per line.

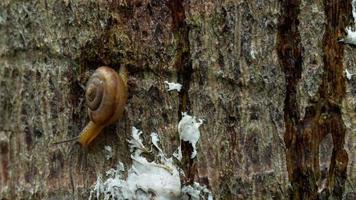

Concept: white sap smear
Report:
left=89, top=127, right=181, bottom=200
left=345, top=69, right=353, bottom=80
left=175, top=113, right=203, bottom=160
left=182, top=182, right=214, bottom=200
left=342, top=27, right=356, bottom=45
left=128, top=127, right=147, bottom=154
left=343, top=1, right=356, bottom=44
left=104, top=146, right=112, bottom=160
left=151, top=132, right=163, bottom=153
left=173, top=146, right=182, bottom=161
left=89, top=123, right=212, bottom=199
left=164, top=81, right=182, bottom=92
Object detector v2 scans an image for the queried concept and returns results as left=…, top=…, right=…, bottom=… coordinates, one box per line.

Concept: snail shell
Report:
left=79, top=66, right=128, bottom=147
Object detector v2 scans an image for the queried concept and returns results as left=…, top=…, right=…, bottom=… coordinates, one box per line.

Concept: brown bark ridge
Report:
left=0, top=0, right=355, bottom=199
left=277, top=0, right=354, bottom=199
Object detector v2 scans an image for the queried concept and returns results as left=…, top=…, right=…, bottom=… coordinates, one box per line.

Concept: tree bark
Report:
left=0, top=0, right=355, bottom=199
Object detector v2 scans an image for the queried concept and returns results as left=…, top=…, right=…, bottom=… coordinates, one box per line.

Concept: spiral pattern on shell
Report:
left=85, top=66, right=128, bottom=126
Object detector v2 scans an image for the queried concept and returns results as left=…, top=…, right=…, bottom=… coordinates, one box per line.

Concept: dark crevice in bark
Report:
left=321, top=1, right=350, bottom=199
left=0, top=138, right=9, bottom=192
left=167, top=0, right=195, bottom=184
left=277, top=0, right=350, bottom=199
left=277, top=1, right=304, bottom=197
left=167, top=0, right=193, bottom=118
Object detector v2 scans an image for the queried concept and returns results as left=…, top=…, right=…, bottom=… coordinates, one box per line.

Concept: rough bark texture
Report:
left=0, top=0, right=355, bottom=199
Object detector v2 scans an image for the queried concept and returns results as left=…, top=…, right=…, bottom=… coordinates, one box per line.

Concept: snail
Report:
left=54, top=66, right=128, bottom=147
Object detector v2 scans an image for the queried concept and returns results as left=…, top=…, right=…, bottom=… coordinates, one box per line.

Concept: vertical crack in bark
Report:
left=167, top=0, right=195, bottom=184
left=321, top=1, right=350, bottom=198
left=0, top=139, right=9, bottom=191
left=276, top=1, right=304, bottom=198
left=277, top=0, right=350, bottom=199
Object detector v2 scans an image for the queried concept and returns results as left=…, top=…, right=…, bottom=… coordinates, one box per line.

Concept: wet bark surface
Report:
left=0, top=0, right=355, bottom=199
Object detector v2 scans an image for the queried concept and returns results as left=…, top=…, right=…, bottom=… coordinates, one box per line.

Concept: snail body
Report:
left=78, top=66, right=128, bottom=147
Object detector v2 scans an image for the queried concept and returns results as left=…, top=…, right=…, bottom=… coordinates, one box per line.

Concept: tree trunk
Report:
left=0, top=0, right=355, bottom=199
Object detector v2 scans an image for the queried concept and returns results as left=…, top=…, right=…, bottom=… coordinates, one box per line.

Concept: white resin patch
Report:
left=151, top=132, right=163, bottom=153
left=176, top=113, right=203, bottom=159
left=343, top=0, right=356, bottom=45
left=128, top=127, right=147, bottom=154
left=104, top=145, right=113, bottom=160
left=182, top=182, right=213, bottom=200
left=89, top=127, right=181, bottom=200
left=89, top=123, right=212, bottom=199
left=164, top=81, right=182, bottom=92
left=173, top=146, right=182, bottom=161
left=342, top=27, right=356, bottom=45
left=345, top=69, right=353, bottom=80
